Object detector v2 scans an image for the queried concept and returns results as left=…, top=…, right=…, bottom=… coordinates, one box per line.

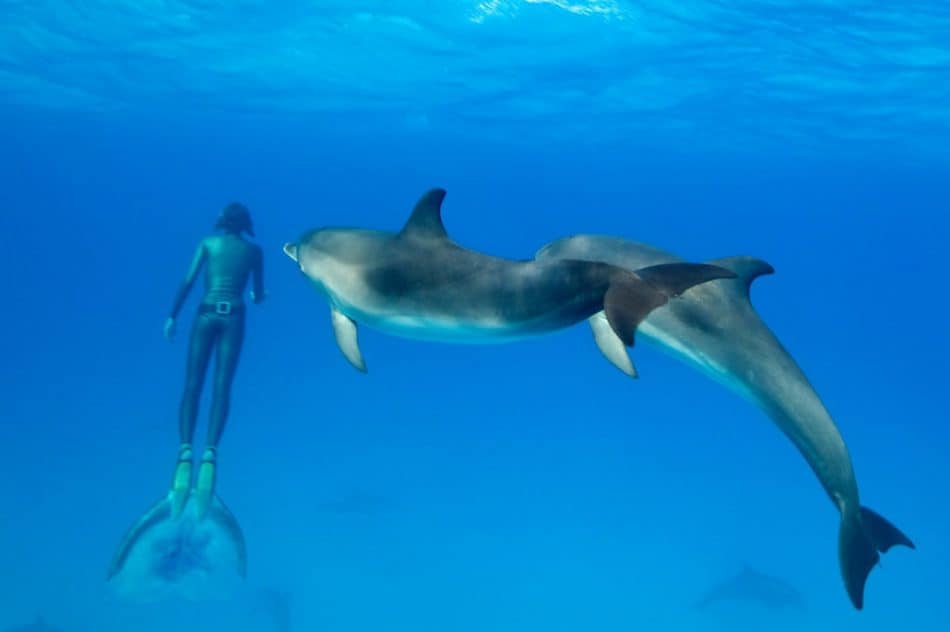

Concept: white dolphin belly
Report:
left=637, top=319, right=757, bottom=403
left=341, top=302, right=534, bottom=344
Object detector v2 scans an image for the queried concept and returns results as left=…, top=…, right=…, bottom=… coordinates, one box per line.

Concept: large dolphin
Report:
left=281, top=188, right=734, bottom=372
left=535, top=234, right=914, bottom=610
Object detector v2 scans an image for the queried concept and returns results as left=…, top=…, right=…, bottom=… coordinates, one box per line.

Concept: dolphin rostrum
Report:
left=282, top=188, right=734, bottom=373
left=535, top=234, right=914, bottom=610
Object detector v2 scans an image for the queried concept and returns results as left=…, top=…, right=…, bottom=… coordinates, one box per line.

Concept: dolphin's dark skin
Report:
left=536, top=234, right=915, bottom=610
left=282, top=188, right=735, bottom=373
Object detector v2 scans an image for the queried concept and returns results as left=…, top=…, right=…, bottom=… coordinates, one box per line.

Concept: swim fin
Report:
left=107, top=491, right=248, bottom=580
left=194, top=448, right=217, bottom=521
left=170, top=444, right=193, bottom=519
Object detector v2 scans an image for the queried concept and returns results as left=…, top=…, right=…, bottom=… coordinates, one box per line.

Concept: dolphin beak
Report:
left=282, top=242, right=298, bottom=262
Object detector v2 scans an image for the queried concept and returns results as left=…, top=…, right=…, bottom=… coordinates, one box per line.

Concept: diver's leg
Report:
left=170, top=443, right=194, bottom=518
left=206, top=312, right=245, bottom=448
left=172, top=313, right=217, bottom=517
left=178, top=314, right=216, bottom=444
left=196, top=313, right=246, bottom=518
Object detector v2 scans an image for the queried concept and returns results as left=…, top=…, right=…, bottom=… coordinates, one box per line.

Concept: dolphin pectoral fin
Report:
left=107, top=494, right=174, bottom=580
left=330, top=307, right=367, bottom=372
left=282, top=242, right=299, bottom=262
left=705, top=256, right=774, bottom=300
left=838, top=506, right=914, bottom=609
left=588, top=312, right=637, bottom=378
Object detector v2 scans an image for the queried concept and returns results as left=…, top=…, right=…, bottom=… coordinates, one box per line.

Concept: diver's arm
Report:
left=165, top=241, right=208, bottom=340
left=250, top=246, right=266, bottom=304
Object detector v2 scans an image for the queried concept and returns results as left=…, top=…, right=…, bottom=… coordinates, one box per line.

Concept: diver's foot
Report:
left=170, top=444, right=193, bottom=519
left=194, top=447, right=217, bottom=521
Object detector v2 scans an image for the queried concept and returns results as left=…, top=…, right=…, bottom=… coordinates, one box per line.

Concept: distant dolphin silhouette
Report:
left=252, top=588, right=292, bottom=632
left=282, top=188, right=734, bottom=373
left=317, top=490, right=392, bottom=516
left=3, top=617, right=63, bottom=632
left=536, top=235, right=914, bottom=609
left=694, top=565, right=804, bottom=610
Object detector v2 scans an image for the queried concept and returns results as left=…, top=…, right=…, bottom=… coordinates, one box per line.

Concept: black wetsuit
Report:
left=169, top=233, right=264, bottom=449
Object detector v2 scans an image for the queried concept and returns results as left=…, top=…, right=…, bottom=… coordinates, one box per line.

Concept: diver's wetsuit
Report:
left=169, top=233, right=264, bottom=449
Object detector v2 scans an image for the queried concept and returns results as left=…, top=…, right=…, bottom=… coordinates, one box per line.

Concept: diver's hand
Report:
left=251, top=290, right=268, bottom=304
left=164, top=317, right=176, bottom=341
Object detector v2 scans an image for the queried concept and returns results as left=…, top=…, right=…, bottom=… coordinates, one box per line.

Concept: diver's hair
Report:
left=216, top=202, right=255, bottom=236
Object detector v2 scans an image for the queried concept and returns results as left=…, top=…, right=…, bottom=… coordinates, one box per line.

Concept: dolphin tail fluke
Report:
left=861, top=506, right=915, bottom=552
left=604, top=264, right=736, bottom=347
left=839, top=506, right=914, bottom=609
left=635, top=262, right=738, bottom=298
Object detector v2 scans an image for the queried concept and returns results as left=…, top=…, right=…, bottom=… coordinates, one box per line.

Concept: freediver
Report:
left=164, top=202, right=265, bottom=518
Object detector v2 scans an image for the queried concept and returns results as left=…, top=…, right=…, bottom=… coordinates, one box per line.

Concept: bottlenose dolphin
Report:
left=282, top=188, right=734, bottom=372
left=108, top=493, right=247, bottom=580
left=535, top=235, right=914, bottom=609
left=694, top=564, right=804, bottom=611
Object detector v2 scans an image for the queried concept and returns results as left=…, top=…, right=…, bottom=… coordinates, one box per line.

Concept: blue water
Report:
left=1, top=2, right=948, bottom=631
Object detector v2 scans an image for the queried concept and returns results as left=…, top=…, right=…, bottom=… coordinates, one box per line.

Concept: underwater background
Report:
left=0, top=1, right=948, bottom=630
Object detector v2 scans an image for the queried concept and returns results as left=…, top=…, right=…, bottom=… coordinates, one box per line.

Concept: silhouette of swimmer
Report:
left=164, top=202, right=265, bottom=519
left=108, top=204, right=258, bottom=583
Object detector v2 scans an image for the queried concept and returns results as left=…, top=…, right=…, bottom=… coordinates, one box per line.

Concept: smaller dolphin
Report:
left=535, top=234, right=915, bottom=609
left=282, top=188, right=734, bottom=373
left=694, top=565, right=805, bottom=611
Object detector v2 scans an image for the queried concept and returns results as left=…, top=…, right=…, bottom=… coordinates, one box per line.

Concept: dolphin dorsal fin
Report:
left=706, top=256, right=774, bottom=299
left=399, top=188, right=448, bottom=240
